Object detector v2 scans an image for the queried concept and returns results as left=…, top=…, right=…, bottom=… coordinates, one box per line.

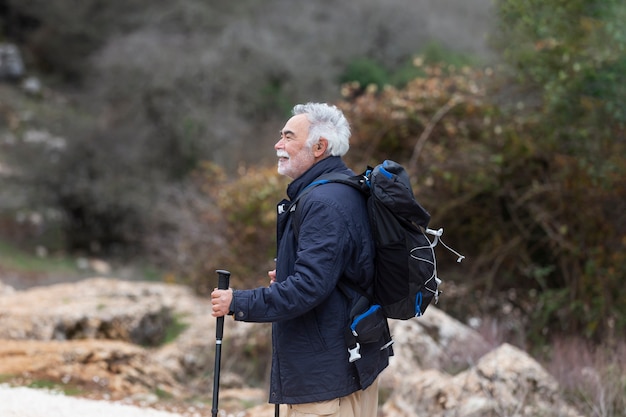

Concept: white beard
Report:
left=276, top=148, right=314, bottom=179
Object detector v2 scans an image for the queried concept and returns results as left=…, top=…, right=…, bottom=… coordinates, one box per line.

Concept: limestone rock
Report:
left=381, top=343, right=584, bottom=417
left=0, top=277, right=194, bottom=345
left=0, top=43, right=25, bottom=80
left=0, top=339, right=183, bottom=399
left=381, top=306, right=490, bottom=392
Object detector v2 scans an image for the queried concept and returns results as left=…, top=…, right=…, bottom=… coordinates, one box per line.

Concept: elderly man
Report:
left=211, top=102, right=390, bottom=417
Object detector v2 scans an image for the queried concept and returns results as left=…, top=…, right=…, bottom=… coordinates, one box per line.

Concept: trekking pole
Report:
left=212, top=269, right=231, bottom=417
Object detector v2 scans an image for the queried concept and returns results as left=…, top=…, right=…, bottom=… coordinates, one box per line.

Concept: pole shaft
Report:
left=211, top=269, right=230, bottom=417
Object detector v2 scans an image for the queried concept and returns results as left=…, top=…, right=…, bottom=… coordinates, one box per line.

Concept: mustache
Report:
left=276, top=150, right=289, bottom=158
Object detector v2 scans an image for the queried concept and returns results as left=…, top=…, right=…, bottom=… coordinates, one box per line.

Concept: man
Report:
left=211, top=102, right=391, bottom=417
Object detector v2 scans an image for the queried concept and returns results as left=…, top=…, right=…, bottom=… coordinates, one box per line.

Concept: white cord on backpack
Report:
left=426, top=228, right=465, bottom=262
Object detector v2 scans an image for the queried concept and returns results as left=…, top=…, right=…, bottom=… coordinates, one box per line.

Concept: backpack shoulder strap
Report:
left=288, top=171, right=366, bottom=214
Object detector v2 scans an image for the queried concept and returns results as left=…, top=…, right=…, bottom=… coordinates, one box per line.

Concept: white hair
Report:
left=292, top=102, right=350, bottom=156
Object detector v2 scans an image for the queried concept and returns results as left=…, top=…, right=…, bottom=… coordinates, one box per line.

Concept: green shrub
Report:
left=339, top=57, right=390, bottom=90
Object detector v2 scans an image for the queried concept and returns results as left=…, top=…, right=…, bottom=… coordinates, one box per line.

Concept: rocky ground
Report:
left=0, top=275, right=585, bottom=417
left=0, top=275, right=275, bottom=416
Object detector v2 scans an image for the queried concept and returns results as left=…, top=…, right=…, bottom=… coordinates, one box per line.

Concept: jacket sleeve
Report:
left=230, top=196, right=354, bottom=322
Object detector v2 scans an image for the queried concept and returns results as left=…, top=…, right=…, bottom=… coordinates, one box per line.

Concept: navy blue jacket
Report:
left=230, top=156, right=390, bottom=404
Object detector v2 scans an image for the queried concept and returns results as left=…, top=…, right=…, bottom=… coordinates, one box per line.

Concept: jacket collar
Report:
left=286, top=156, right=350, bottom=201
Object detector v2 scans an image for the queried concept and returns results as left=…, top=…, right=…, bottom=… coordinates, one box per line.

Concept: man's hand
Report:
left=211, top=288, right=233, bottom=317
left=269, top=269, right=276, bottom=285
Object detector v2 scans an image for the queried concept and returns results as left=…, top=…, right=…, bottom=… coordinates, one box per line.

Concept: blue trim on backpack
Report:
left=300, top=179, right=332, bottom=194
left=379, top=161, right=393, bottom=179
left=350, top=304, right=382, bottom=333
left=414, top=291, right=423, bottom=317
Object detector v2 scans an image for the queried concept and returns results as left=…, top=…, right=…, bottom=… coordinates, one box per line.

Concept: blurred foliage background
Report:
left=0, top=0, right=624, bottom=350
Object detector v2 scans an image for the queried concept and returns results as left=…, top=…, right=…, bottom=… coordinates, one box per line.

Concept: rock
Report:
left=0, top=277, right=192, bottom=345
left=0, top=43, right=25, bottom=80
left=381, top=343, right=584, bottom=417
left=22, top=76, right=43, bottom=96
left=380, top=306, right=490, bottom=393
left=0, top=339, right=183, bottom=399
left=0, top=279, right=15, bottom=295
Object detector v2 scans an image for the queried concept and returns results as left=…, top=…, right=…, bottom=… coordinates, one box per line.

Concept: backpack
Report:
left=291, top=159, right=464, bottom=320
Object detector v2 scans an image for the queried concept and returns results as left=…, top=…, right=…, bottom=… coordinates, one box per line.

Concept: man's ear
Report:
left=313, top=138, right=328, bottom=157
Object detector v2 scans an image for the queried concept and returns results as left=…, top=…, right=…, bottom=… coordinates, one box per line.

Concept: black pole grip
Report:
left=214, top=270, right=230, bottom=340
left=216, top=269, right=231, bottom=290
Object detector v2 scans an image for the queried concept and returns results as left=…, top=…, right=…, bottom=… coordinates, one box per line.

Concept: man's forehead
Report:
left=281, top=114, right=310, bottom=136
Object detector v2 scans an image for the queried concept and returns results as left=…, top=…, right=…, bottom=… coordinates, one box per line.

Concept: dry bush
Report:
left=141, top=172, right=229, bottom=294
left=192, top=164, right=289, bottom=292
left=472, top=319, right=626, bottom=416
left=2, top=0, right=497, bottom=269
left=338, top=63, right=497, bottom=277
left=338, top=62, right=491, bottom=172
left=78, top=0, right=494, bottom=172
left=337, top=59, right=625, bottom=342
left=140, top=162, right=287, bottom=294
left=545, top=337, right=626, bottom=417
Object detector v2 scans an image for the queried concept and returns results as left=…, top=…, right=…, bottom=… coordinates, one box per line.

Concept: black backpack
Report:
left=291, top=160, right=464, bottom=320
